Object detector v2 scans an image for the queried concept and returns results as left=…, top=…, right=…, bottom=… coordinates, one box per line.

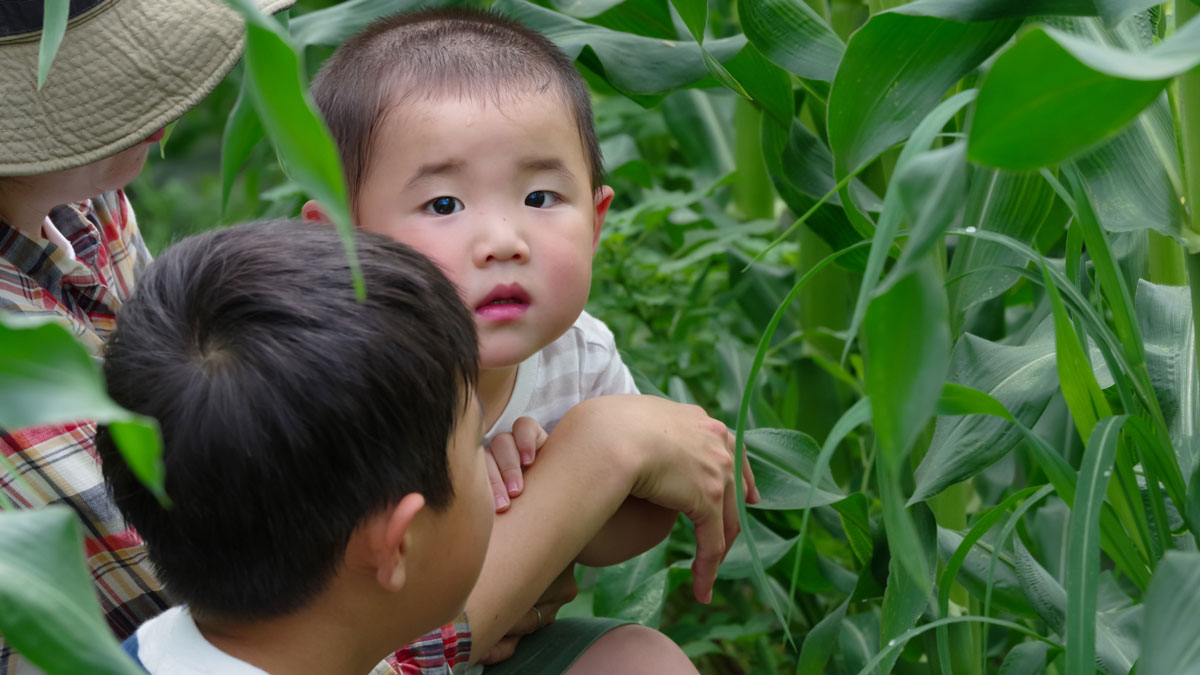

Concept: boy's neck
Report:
left=478, top=365, right=519, bottom=430
left=194, top=586, right=398, bottom=675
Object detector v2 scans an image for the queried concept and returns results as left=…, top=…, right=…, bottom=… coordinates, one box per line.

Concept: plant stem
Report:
left=1148, top=231, right=1188, bottom=285
left=1177, top=0, right=1200, bottom=408
left=732, top=98, right=773, bottom=221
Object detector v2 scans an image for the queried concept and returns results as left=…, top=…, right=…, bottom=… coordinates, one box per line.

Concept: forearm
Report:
left=575, top=497, right=677, bottom=567
left=464, top=401, right=636, bottom=662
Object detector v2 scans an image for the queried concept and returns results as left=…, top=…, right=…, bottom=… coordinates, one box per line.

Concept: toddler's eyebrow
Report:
left=520, top=157, right=574, bottom=182
left=406, top=159, right=466, bottom=188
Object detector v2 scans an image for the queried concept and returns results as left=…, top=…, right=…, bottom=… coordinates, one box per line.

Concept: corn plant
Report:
left=7, top=0, right=1200, bottom=673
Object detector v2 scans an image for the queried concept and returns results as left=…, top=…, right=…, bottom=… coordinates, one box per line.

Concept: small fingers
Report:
left=490, top=433, right=525, bottom=499
left=484, top=450, right=510, bottom=512
left=511, top=416, right=549, bottom=466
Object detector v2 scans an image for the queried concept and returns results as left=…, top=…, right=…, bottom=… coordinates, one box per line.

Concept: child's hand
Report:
left=486, top=416, right=548, bottom=512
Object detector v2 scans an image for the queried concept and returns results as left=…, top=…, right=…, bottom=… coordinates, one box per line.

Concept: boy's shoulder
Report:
left=123, top=607, right=268, bottom=675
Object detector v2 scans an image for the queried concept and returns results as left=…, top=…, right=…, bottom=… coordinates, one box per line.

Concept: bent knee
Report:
left=565, top=624, right=698, bottom=675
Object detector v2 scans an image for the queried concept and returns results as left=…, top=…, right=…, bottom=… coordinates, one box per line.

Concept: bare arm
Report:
left=464, top=395, right=741, bottom=662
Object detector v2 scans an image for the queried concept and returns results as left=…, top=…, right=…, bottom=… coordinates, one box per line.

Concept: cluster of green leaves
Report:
left=10, top=0, right=1200, bottom=673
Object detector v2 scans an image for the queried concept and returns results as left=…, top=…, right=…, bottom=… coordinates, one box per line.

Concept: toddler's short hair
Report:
left=311, top=7, right=603, bottom=205
left=98, top=220, right=478, bottom=621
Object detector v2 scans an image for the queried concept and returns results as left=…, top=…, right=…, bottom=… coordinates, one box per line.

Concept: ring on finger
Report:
left=530, top=605, right=544, bottom=630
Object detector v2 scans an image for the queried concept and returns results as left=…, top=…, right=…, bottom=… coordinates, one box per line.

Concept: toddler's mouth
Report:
left=476, top=283, right=530, bottom=321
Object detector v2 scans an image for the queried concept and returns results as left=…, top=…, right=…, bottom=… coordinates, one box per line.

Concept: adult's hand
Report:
left=602, top=396, right=756, bottom=603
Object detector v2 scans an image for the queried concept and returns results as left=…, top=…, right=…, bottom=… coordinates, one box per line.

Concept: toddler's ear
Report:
left=591, top=186, right=614, bottom=251
left=301, top=199, right=330, bottom=224
left=374, top=493, right=427, bottom=592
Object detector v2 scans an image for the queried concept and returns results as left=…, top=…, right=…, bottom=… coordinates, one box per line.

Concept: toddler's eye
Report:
left=524, top=191, right=559, bottom=208
left=425, top=196, right=463, bottom=215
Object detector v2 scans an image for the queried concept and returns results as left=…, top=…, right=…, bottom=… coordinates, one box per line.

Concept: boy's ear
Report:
left=301, top=199, right=330, bottom=224
left=374, top=493, right=427, bottom=592
left=591, top=186, right=614, bottom=252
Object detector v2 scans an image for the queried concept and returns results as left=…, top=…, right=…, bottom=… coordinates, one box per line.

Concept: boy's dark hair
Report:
left=97, top=220, right=478, bottom=621
left=310, top=7, right=603, bottom=206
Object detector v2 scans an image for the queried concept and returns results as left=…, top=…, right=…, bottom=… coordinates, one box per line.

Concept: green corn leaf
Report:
left=878, top=503, right=936, bottom=675
left=865, top=262, right=950, bottom=589
left=729, top=238, right=871, bottom=642
left=865, top=261, right=950, bottom=470
left=289, top=0, right=445, bottom=47
left=738, top=0, right=844, bottom=83
left=1139, top=551, right=1200, bottom=675
left=0, top=315, right=166, bottom=504
left=998, top=642, right=1051, bottom=675
left=1040, top=260, right=1112, bottom=442
left=720, top=44, right=795, bottom=128
left=668, top=0, right=706, bottom=44
left=219, top=78, right=264, bottom=218
left=936, top=485, right=1053, bottom=674
left=222, top=0, right=363, bottom=300
left=854, top=616, right=1062, bottom=675
left=970, top=15, right=1200, bottom=170
left=796, top=597, right=849, bottom=675
left=744, top=429, right=845, bottom=510
left=0, top=509, right=143, bottom=674
left=842, top=90, right=977, bottom=363
left=1136, top=280, right=1199, bottom=479
left=827, top=9, right=1016, bottom=178
left=495, top=0, right=745, bottom=104
left=1066, top=415, right=1127, bottom=675
left=881, top=141, right=969, bottom=292
left=833, top=492, right=873, bottom=566
left=36, top=0, right=69, bottom=90
left=946, top=168, right=1057, bottom=320
left=1074, top=98, right=1183, bottom=240
left=156, top=121, right=177, bottom=159
left=938, top=527, right=1039, bottom=620
left=896, top=0, right=1159, bottom=27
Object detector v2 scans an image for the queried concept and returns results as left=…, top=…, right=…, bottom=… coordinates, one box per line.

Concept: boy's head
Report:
left=98, top=221, right=493, bottom=636
left=307, top=8, right=614, bottom=371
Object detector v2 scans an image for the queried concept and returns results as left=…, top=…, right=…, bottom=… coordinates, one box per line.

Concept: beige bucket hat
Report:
left=0, top=0, right=295, bottom=176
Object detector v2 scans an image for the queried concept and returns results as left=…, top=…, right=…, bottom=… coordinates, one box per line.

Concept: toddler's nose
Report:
left=476, top=218, right=530, bottom=265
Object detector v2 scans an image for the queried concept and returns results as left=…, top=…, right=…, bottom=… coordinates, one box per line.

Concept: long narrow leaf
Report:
left=36, top=0, right=69, bottom=90
left=1066, top=415, right=1127, bottom=675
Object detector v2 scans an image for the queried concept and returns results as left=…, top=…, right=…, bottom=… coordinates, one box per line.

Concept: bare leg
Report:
left=563, top=624, right=699, bottom=675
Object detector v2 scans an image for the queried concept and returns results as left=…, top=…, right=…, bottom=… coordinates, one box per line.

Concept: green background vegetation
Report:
left=5, top=0, right=1200, bottom=673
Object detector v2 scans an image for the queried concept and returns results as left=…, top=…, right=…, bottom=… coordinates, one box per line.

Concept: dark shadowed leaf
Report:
left=1140, top=551, right=1200, bottom=675
left=739, top=0, right=844, bottom=83
left=896, top=0, right=1159, bottom=26
left=946, top=167, right=1057, bottom=318
left=220, top=80, right=264, bottom=217
left=290, top=0, right=449, bottom=46
left=495, top=0, right=745, bottom=102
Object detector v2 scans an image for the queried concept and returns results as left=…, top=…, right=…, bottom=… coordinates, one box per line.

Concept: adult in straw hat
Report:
left=0, top=1, right=291, bottom=673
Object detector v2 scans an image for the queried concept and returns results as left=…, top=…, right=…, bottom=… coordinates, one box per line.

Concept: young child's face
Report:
left=355, top=91, right=611, bottom=371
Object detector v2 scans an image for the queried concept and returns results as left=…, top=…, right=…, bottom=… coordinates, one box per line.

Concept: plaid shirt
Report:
left=0, top=192, right=471, bottom=674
